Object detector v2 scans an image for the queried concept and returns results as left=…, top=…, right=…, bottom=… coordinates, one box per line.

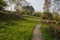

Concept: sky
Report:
left=6, top=0, right=44, bottom=12
left=26, top=0, right=44, bottom=12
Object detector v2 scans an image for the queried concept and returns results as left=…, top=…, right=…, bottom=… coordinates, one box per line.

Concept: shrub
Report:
left=33, top=12, right=41, bottom=17
left=52, top=13, right=59, bottom=21
left=41, top=12, right=53, bottom=20
left=45, top=25, right=60, bottom=40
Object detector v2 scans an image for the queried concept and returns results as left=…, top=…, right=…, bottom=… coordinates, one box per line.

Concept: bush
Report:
left=16, top=9, right=33, bottom=16
left=45, top=25, right=60, bottom=40
left=52, top=13, right=59, bottom=21
left=41, top=12, right=53, bottom=20
left=33, top=12, right=41, bottom=17
left=40, top=12, right=46, bottom=19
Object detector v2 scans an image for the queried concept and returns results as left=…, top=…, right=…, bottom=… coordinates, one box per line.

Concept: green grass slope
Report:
left=0, top=13, right=37, bottom=40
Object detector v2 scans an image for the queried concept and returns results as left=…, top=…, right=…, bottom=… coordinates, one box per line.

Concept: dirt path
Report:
left=31, top=23, right=42, bottom=40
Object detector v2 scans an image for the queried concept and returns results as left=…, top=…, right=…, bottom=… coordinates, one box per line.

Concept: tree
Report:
left=24, top=5, right=34, bottom=15
left=8, top=0, right=22, bottom=12
left=54, top=0, right=60, bottom=1
left=53, top=0, right=60, bottom=13
left=0, top=0, right=7, bottom=11
left=7, top=0, right=16, bottom=11
left=44, top=0, right=51, bottom=12
left=23, top=5, right=34, bottom=13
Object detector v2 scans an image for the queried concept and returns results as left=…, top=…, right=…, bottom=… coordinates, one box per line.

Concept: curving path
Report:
left=31, top=22, right=43, bottom=40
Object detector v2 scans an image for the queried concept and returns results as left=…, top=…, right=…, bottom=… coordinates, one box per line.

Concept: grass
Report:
left=40, top=19, right=60, bottom=40
left=40, top=23, right=54, bottom=40
left=0, top=13, right=37, bottom=40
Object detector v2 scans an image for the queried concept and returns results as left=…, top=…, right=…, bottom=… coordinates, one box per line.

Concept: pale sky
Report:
left=6, top=0, right=44, bottom=12
left=26, top=0, right=44, bottom=12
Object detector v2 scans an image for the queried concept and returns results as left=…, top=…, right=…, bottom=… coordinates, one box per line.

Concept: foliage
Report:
left=33, top=12, right=41, bottom=17
left=53, top=0, right=60, bottom=13
left=8, top=0, right=34, bottom=15
left=54, top=0, right=60, bottom=1
left=52, top=13, right=59, bottom=21
left=40, top=23, right=54, bottom=40
left=40, top=12, right=45, bottom=17
left=0, top=0, right=7, bottom=11
left=16, top=9, right=27, bottom=15
left=23, top=5, right=34, bottom=15
left=16, top=5, right=34, bottom=15
left=41, top=20, right=60, bottom=40
left=45, top=24, right=60, bottom=40
left=41, top=12, right=52, bottom=20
